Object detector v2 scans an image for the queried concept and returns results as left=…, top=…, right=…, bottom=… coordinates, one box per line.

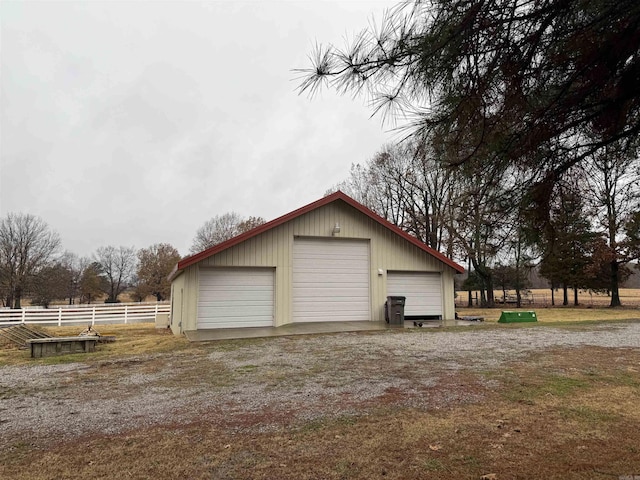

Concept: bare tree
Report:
left=586, top=145, right=640, bottom=306
left=405, top=141, right=457, bottom=254
left=507, top=223, right=535, bottom=308
left=78, top=262, right=108, bottom=304
left=190, top=212, right=243, bottom=254
left=238, top=216, right=266, bottom=235
left=58, top=252, right=90, bottom=305
left=30, top=262, right=71, bottom=308
left=327, top=163, right=377, bottom=208
left=0, top=213, right=61, bottom=308
left=136, top=243, right=181, bottom=301
left=190, top=213, right=265, bottom=254
left=626, top=211, right=640, bottom=265
left=94, top=246, right=137, bottom=303
left=449, top=168, right=514, bottom=307
left=327, top=141, right=455, bottom=253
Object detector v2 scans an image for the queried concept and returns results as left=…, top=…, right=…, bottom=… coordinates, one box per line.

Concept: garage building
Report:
left=168, top=191, right=463, bottom=335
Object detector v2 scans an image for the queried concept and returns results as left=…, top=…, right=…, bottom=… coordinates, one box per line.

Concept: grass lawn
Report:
left=0, top=324, right=192, bottom=366
left=457, top=306, right=640, bottom=323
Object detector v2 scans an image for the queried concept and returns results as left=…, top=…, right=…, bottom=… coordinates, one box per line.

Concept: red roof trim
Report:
left=174, top=191, right=464, bottom=276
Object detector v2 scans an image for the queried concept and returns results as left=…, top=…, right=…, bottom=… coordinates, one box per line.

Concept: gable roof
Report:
left=170, top=191, right=464, bottom=280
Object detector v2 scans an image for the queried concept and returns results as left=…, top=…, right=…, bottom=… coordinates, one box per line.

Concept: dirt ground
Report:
left=1, top=321, right=640, bottom=479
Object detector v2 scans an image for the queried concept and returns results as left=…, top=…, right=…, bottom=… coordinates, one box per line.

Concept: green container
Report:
left=498, top=311, right=537, bottom=323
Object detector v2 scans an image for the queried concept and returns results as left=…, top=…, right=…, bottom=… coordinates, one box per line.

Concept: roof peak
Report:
left=172, top=190, right=463, bottom=278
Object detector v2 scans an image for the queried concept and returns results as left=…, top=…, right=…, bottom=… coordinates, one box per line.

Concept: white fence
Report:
left=0, top=302, right=170, bottom=327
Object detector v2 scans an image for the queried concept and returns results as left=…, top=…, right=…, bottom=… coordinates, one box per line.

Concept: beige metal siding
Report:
left=176, top=200, right=459, bottom=329
left=179, top=264, right=199, bottom=332
left=169, top=273, right=185, bottom=335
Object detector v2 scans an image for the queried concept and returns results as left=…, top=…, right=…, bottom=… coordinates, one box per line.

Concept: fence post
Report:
left=21, top=308, right=26, bottom=324
left=124, top=305, right=128, bottom=324
left=155, top=303, right=159, bottom=319
left=58, top=307, right=62, bottom=327
left=91, top=305, right=96, bottom=326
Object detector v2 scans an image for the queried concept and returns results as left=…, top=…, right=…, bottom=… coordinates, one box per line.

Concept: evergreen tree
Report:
left=298, top=0, right=640, bottom=207
left=538, top=182, right=594, bottom=305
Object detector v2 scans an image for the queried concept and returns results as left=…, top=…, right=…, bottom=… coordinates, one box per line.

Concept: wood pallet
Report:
left=0, top=324, right=52, bottom=348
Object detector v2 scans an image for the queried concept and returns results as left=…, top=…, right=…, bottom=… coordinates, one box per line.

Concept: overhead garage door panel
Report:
left=293, top=238, right=370, bottom=323
left=198, top=268, right=274, bottom=329
left=387, top=272, right=442, bottom=317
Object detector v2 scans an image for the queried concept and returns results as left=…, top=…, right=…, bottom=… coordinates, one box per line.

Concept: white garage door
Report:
left=387, top=272, right=442, bottom=317
left=293, top=238, right=370, bottom=322
left=197, top=268, right=274, bottom=329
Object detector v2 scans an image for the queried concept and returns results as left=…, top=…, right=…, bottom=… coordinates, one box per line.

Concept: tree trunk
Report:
left=573, top=287, right=579, bottom=306
left=467, top=257, right=472, bottom=307
left=610, top=261, right=622, bottom=307
left=562, top=284, right=568, bottom=306
left=13, top=286, right=22, bottom=309
left=486, top=277, right=495, bottom=307
left=551, top=287, right=555, bottom=306
left=474, top=266, right=494, bottom=307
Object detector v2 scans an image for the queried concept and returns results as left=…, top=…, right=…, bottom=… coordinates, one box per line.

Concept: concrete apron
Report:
left=184, top=319, right=478, bottom=342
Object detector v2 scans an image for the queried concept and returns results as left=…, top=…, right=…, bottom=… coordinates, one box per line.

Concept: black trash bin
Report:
left=386, top=296, right=406, bottom=326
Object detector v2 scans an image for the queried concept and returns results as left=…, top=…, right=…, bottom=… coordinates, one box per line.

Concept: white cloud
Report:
left=1, top=0, right=396, bottom=257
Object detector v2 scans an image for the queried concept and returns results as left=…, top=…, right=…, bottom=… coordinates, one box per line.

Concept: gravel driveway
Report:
left=2, top=322, right=639, bottom=447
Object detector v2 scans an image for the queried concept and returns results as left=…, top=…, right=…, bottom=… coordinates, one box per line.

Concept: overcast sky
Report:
left=0, top=0, right=397, bottom=257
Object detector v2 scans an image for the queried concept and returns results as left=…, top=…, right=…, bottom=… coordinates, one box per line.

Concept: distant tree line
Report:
left=0, top=211, right=266, bottom=309
left=0, top=213, right=179, bottom=308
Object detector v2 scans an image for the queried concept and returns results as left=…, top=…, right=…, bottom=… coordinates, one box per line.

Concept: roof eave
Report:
left=167, top=263, right=182, bottom=283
